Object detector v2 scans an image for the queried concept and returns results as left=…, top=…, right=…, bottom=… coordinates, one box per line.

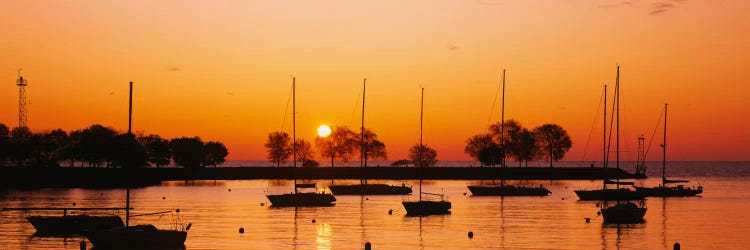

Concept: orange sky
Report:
left=1, top=0, right=748, bottom=161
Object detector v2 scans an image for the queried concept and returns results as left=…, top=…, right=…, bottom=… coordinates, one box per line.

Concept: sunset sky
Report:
left=1, top=0, right=748, bottom=162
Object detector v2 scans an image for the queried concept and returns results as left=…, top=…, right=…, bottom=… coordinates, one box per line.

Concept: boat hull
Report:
left=601, top=203, right=647, bottom=224
left=574, top=188, right=646, bottom=201
left=468, top=185, right=551, bottom=196
left=402, top=201, right=451, bottom=216
left=329, top=184, right=412, bottom=195
left=634, top=186, right=702, bottom=197
left=87, top=225, right=187, bottom=249
left=27, top=215, right=123, bottom=235
left=266, top=192, right=336, bottom=207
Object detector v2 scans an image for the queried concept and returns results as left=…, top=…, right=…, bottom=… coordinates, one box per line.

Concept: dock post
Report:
left=365, top=242, right=371, bottom=250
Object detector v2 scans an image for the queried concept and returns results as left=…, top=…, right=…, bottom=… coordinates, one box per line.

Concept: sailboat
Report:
left=575, top=67, right=646, bottom=201
left=266, top=77, right=337, bottom=207
left=468, top=69, right=551, bottom=196
left=635, top=104, right=703, bottom=197
left=593, top=67, right=647, bottom=223
left=329, top=78, right=412, bottom=195
left=87, top=81, right=189, bottom=249
left=401, top=88, right=451, bottom=216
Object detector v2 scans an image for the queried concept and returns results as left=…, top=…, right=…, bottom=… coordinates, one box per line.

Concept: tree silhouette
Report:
left=33, top=129, right=70, bottom=167
left=138, top=134, right=172, bottom=167
left=77, top=125, right=117, bottom=167
left=294, top=139, right=315, bottom=164
left=0, top=123, right=9, bottom=167
left=533, top=124, right=572, bottom=167
left=9, top=126, right=33, bottom=167
left=111, top=133, right=147, bottom=168
left=265, top=131, right=291, bottom=167
left=315, top=126, right=358, bottom=167
left=408, top=144, right=438, bottom=167
left=169, top=137, right=206, bottom=168
left=464, top=133, right=496, bottom=166
left=515, top=128, right=538, bottom=167
left=203, top=141, right=228, bottom=167
left=477, top=144, right=503, bottom=167
left=358, top=128, right=387, bottom=161
left=489, top=119, right=523, bottom=167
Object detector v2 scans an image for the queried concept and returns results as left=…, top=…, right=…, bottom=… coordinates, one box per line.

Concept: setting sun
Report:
left=317, top=125, right=332, bottom=137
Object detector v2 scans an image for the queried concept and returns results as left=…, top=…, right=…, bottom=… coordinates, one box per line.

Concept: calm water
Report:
left=1, top=162, right=749, bottom=249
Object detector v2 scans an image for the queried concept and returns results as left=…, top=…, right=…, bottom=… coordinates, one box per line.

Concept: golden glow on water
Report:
left=0, top=178, right=748, bottom=249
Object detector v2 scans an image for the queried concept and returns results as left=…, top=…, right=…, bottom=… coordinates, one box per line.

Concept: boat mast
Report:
left=615, top=66, right=620, bottom=190
left=500, top=69, right=506, bottom=168
left=293, top=77, right=297, bottom=194
left=419, top=87, right=424, bottom=201
left=126, top=81, right=132, bottom=227
left=662, top=103, right=667, bottom=186
left=602, top=84, right=607, bottom=190
left=362, top=78, right=367, bottom=168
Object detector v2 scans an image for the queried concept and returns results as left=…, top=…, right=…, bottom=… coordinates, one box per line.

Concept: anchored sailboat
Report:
left=635, top=104, right=703, bottom=197
left=402, top=88, right=451, bottom=216
left=468, top=69, right=551, bottom=196
left=266, top=77, right=336, bottom=207
left=87, top=81, right=189, bottom=249
left=329, top=78, right=412, bottom=195
left=575, top=67, right=646, bottom=201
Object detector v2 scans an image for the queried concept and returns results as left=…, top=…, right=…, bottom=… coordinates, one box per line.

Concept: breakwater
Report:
left=0, top=166, right=645, bottom=188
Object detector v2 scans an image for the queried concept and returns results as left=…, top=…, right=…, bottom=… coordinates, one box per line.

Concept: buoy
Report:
left=468, top=231, right=474, bottom=239
left=312, top=219, right=316, bottom=223
left=228, top=189, right=232, bottom=192
left=463, top=192, right=467, bottom=196
left=239, top=227, right=245, bottom=234
left=597, top=211, right=601, bottom=216
left=162, top=196, right=166, bottom=200
left=561, top=198, right=565, bottom=200
left=100, top=193, right=104, bottom=195
left=72, top=202, right=76, bottom=206
left=366, top=198, right=369, bottom=200
left=80, top=240, right=86, bottom=250
left=176, top=209, right=180, bottom=213
left=388, top=209, right=393, bottom=215
left=585, top=218, right=590, bottom=223
left=673, top=242, right=680, bottom=250
left=365, top=241, right=372, bottom=250
left=260, top=203, right=265, bottom=206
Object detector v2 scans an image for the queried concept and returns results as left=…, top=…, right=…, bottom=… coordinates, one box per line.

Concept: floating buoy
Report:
left=228, top=189, right=232, bottom=192
left=673, top=242, right=680, bottom=250
left=162, top=196, right=166, bottom=200
left=100, top=193, right=104, bottom=195
left=260, top=203, right=265, bottom=206
left=388, top=209, right=393, bottom=215
left=72, top=202, right=76, bottom=206
left=239, top=227, right=245, bottom=234
left=176, top=209, right=180, bottom=213
left=468, top=231, right=474, bottom=239
left=365, top=242, right=372, bottom=250
left=585, top=218, right=591, bottom=223
left=561, top=198, right=565, bottom=200
left=312, top=219, right=316, bottom=223
left=463, top=192, right=467, bottom=196
left=597, top=211, right=601, bottom=216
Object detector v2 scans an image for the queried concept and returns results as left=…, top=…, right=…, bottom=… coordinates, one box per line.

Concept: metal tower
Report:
left=16, top=69, right=28, bottom=128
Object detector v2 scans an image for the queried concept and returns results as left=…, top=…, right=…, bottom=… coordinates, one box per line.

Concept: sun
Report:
left=317, top=125, right=332, bottom=137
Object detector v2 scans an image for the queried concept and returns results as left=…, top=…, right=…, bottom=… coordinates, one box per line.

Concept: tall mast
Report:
left=361, top=78, right=367, bottom=185
left=126, top=81, right=133, bottom=227
left=615, top=65, right=621, bottom=189
left=662, top=103, right=668, bottom=186
left=419, top=87, right=424, bottom=201
left=500, top=69, right=506, bottom=168
left=362, top=78, right=367, bottom=168
left=602, top=84, right=607, bottom=189
left=293, top=77, right=297, bottom=193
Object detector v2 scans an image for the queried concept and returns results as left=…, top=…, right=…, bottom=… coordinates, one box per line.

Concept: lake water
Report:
left=1, top=162, right=749, bottom=249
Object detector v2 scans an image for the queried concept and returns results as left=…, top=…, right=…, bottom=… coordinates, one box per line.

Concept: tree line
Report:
left=264, top=126, right=440, bottom=167
left=464, top=120, right=572, bottom=167
left=0, top=123, right=227, bottom=168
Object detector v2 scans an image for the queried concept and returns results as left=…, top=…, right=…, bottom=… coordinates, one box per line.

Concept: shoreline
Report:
left=0, top=166, right=645, bottom=189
